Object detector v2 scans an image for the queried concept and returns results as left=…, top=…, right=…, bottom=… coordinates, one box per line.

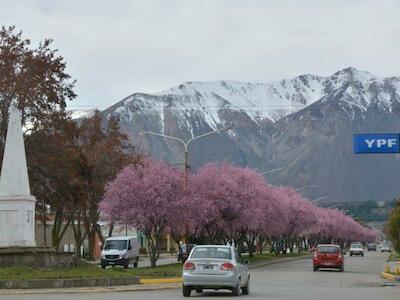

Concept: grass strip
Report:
left=0, top=263, right=182, bottom=281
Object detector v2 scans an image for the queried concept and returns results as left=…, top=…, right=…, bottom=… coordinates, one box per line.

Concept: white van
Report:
left=101, top=236, right=139, bottom=269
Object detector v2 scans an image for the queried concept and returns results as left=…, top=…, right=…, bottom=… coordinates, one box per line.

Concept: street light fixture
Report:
left=311, top=196, right=329, bottom=204
left=260, top=167, right=286, bottom=176
left=140, top=126, right=232, bottom=183
left=295, top=185, right=318, bottom=192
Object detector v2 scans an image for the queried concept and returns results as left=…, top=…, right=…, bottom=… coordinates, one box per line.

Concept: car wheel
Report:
left=183, top=285, right=191, bottom=297
left=361, top=253, right=364, bottom=257
left=232, top=280, right=241, bottom=296
left=124, top=259, right=129, bottom=269
left=133, top=257, right=139, bottom=268
left=101, top=264, right=106, bottom=269
left=350, top=253, right=353, bottom=256
left=242, top=277, right=250, bottom=295
left=339, top=265, right=344, bottom=272
left=313, top=266, right=318, bottom=272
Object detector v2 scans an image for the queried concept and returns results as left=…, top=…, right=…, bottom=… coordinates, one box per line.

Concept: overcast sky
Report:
left=2, top=0, right=400, bottom=109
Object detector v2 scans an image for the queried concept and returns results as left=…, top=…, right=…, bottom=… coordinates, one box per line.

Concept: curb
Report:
left=0, top=276, right=140, bottom=290
left=381, top=272, right=400, bottom=282
left=0, top=283, right=181, bottom=295
left=140, top=278, right=182, bottom=284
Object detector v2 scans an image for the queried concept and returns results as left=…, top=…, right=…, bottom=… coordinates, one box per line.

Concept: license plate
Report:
left=200, top=265, right=215, bottom=271
left=109, top=262, right=115, bottom=265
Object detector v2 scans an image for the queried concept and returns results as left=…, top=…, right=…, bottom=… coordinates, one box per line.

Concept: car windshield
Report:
left=317, top=246, right=339, bottom=253
left=351, top=244, right=362, bottom=248
left=104, top=240, right=127, bottom=250
left=190, top=247, right=231, bottom=259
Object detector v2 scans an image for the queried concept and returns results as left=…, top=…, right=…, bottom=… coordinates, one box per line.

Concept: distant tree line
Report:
left=101, top=158, right=378, bottom=267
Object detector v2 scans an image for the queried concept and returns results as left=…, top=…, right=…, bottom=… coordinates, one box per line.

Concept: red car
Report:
left=312, top=244, right=344, bottom=272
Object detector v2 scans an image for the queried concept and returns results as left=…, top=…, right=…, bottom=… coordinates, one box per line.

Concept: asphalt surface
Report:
left=138, top=254, right=179, bottom=268
left=2, top=251, right=399, bottom=300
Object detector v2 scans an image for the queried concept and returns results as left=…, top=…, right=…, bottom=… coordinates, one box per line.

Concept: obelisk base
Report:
left=0, top=196, right=36, bottom=247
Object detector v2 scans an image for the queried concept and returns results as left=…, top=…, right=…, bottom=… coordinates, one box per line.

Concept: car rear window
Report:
left=317, top=246, right=339, bottom=253
left=190, top=247, right=231, bottom=259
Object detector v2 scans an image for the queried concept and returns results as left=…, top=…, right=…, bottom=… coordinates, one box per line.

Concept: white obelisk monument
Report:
left=0, top=104, right=36, bottom=247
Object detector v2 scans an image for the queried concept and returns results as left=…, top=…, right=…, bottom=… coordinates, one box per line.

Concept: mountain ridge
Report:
left=88, top=67, right=400, bottom=203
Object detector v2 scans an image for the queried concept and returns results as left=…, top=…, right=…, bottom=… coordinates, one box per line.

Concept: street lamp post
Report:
left=140, top=127, right=231, bottom=255
left=140, top=126, right=232, bottom=183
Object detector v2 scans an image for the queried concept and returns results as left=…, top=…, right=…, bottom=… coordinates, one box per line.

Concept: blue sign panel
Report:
left=353, top=133, right=400, bottom=154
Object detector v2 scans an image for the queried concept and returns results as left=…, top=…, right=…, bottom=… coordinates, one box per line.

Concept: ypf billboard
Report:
left=353, top=133, right=400, bottom=154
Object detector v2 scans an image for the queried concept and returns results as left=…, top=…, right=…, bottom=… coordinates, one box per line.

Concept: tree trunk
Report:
left=72, top=211, right=88, bottom=259
left=246, top=235, right=257, bottom=258
left=108, top=222, right=114, bottom=237
left=145, top=226, right=164, bottom=268
left=88, top=227, right=96, bottom=260
left=52, top=208, right=71, bottom=251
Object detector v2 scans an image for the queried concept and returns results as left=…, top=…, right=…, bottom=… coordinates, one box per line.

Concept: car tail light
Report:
left=183, top=261, right=195, bottom=270
left=220, top=262, right=235, bottom=271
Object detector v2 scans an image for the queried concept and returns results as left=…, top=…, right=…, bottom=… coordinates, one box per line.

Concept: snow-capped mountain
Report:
left=100, top=67, right=400, bottom=203
left=107, top=74, right=327, bottom=131
left=68, top=108, right=96, bottom=120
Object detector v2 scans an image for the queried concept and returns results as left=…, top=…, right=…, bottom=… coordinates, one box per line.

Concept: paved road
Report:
left=138, top=254, right=178, bottom=268
left=3, top=251, right=399, bottom=300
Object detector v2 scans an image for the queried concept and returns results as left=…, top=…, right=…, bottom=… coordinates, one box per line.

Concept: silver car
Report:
left=182, top=245, right=250, bottom=297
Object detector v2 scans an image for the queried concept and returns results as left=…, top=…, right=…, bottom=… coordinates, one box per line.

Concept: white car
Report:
left=380, top=244, right=392, bottom=252
left=349, top=243, right=364, bottom=256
